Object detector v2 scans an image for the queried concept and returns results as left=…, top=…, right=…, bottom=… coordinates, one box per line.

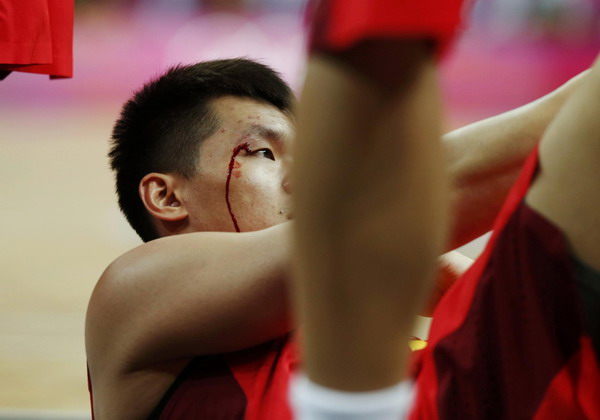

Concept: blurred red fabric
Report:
left=0, top=0, right=73, bottom=78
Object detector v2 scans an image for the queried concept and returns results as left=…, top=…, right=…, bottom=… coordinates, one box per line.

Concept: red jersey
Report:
left=148, top=334, right=298, bottom=419
left=410, top=148, right=600, bottom=419
left=0, top=0, right=73, bottom=79
left=308, top=0, right=465, bottom=57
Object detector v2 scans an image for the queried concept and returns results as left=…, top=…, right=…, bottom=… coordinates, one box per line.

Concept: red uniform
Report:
left=309, top=0, right=465, bottom=57
left=0, top=0, right=73, bottom=79
left=148, top=335, right=298, bottom=419
left=88, top=335, right=298, bottom=419
left=410, top=148, right=600, bottom=419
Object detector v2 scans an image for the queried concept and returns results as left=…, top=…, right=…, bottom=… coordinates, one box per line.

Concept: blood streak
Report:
left=226, top=142, right=251, bottom=232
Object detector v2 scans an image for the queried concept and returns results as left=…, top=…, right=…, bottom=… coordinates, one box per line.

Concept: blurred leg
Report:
left=292, top=40, right=449, bottom=392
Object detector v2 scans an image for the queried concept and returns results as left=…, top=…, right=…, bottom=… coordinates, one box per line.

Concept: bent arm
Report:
left=86, top=222, right=292, bottom=372
left=445, top=71, right=588, bottom=249
left=526, top=57, right=600, bottom=270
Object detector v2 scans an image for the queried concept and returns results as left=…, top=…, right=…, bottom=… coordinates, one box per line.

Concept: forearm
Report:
left=293, top=46, right=448, bottom=391
left=445, top=70, right=589, bottom=249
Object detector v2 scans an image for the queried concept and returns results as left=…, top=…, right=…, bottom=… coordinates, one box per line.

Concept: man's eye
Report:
left=254, top=149, right=275, bottom=161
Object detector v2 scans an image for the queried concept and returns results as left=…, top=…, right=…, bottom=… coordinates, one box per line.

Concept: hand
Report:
left=422, top=251, right=473, bottom=316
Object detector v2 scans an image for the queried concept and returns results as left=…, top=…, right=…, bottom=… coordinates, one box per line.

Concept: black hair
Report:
left=109, top=58, right=294, bottom=242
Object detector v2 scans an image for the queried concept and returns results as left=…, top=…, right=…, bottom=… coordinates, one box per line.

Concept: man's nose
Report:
left=282, top=175, right=293, bottom=194
left=282, top=156, right=293, bottom=194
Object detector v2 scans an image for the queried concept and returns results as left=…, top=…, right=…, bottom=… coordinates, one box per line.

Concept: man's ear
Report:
left=139, top=173, right=188, bottom=221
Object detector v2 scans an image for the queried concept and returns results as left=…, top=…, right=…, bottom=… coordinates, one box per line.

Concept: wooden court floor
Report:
left=1, top=106, right=140, bottom=414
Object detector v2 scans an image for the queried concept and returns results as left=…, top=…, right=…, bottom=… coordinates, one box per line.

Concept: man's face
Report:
left=179, top=96, right=294, bottom=233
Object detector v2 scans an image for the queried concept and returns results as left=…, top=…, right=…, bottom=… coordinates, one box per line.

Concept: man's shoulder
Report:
left=87, top=224, right=292, bottom=381
left=86, top=226, right=293, bottom=417
left=85, top=235, right=195, bottom=363
left=86, top=232, right=213, bottom=339
left=96, top=231, right=222, bottom=289
left=88, top=238, right=167, bottom=314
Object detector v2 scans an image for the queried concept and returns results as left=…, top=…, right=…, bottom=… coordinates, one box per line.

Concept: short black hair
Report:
left=109, top=58, right=294, bottom=242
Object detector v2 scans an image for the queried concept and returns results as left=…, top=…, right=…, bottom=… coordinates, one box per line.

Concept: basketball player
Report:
left=85, top=57, right=587, bottom=418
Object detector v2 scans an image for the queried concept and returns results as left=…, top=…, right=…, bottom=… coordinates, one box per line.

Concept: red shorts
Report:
left=308, top=0, right=465, bottom=57
left=410, top=148, right=600, bottom=419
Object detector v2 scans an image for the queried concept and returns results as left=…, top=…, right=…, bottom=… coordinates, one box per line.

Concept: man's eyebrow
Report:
left=241, top=123, right=289, bottom=146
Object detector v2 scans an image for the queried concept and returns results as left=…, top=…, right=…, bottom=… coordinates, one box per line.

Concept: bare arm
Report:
left=527, top=58, right=600, bottom=270
left=85, top=222, right=292, bottom=373
left=445, top=70, right=589, bottom=249
left=86, top=218, right=466, bottom=375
